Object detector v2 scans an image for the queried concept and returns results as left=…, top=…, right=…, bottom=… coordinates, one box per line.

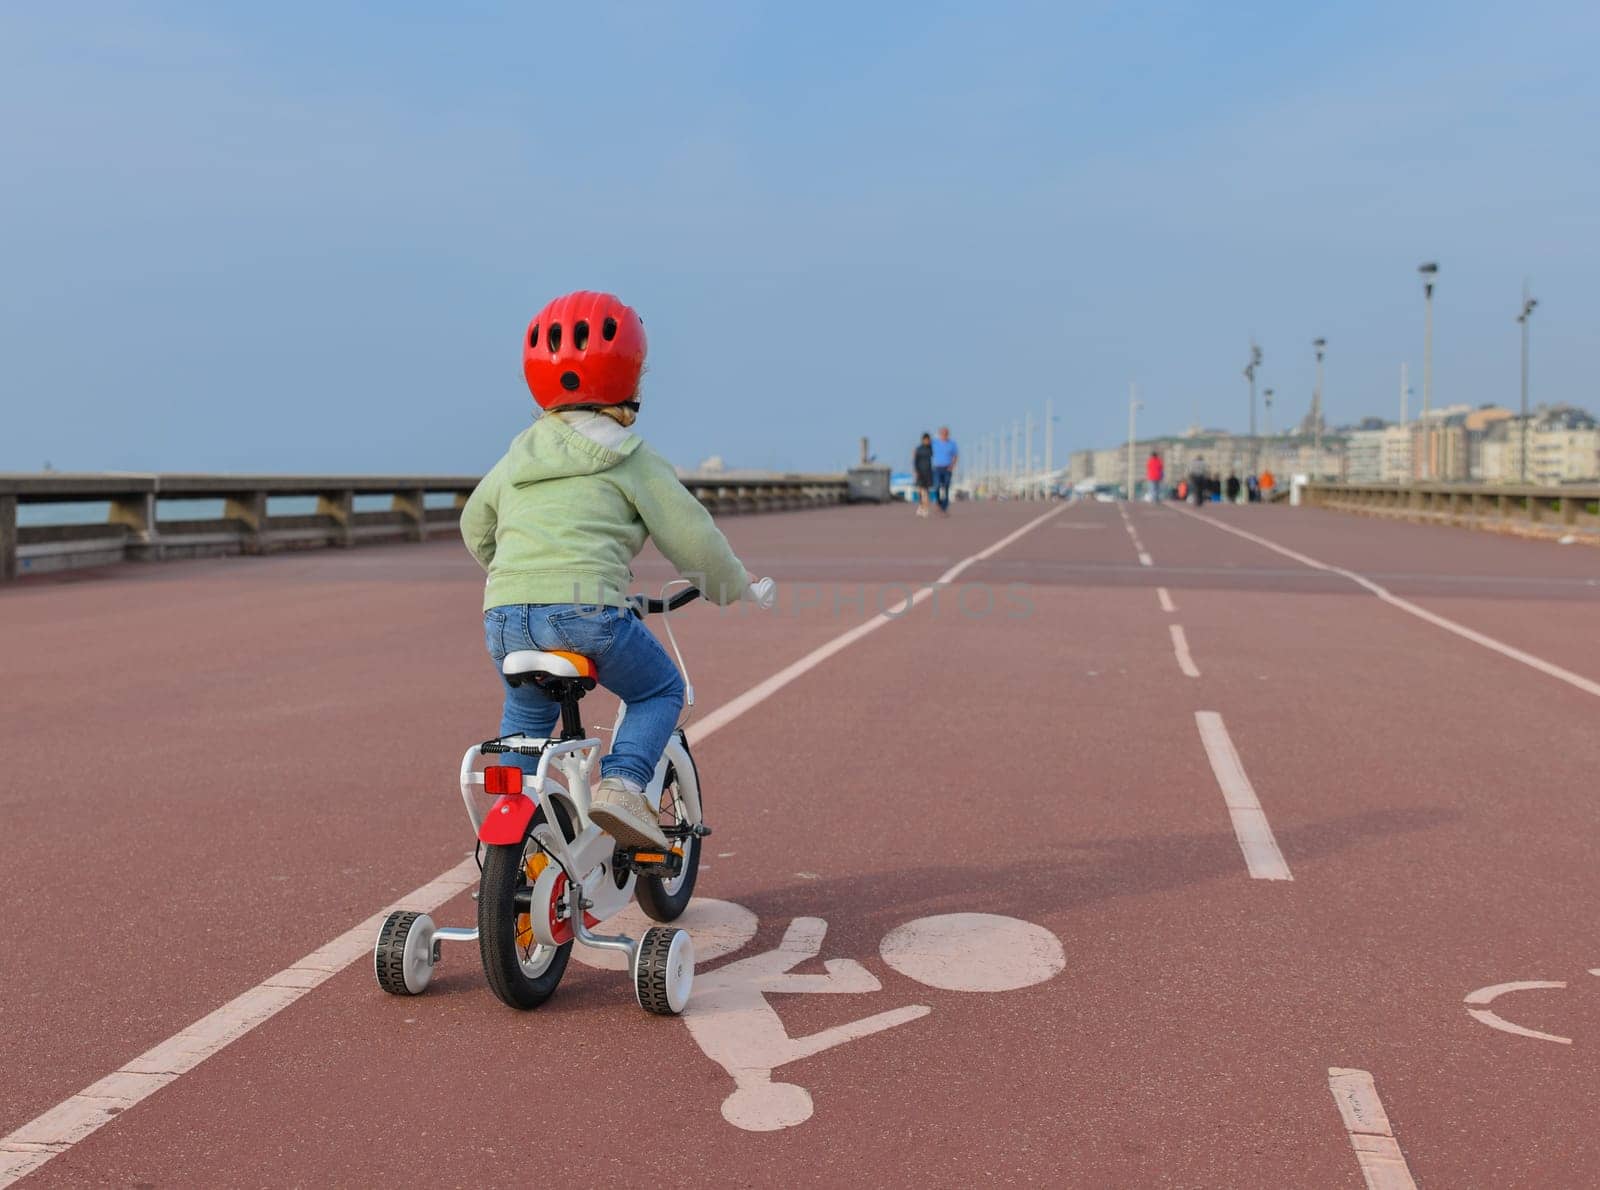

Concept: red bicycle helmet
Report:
left=522, top=291, right=647, bottom=411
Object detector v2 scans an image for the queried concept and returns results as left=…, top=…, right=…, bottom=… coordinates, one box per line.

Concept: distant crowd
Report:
left=1145, top=450, right=1274, bottom=505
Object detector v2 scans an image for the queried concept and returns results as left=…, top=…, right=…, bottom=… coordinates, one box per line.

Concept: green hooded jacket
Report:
left=460, top=414, right=748, bottom=610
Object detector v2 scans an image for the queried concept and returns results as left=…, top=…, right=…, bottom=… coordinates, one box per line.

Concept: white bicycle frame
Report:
left=454, top=580, right=716, bottom=950
left=384, top=577, right=772, bottom=997
left=455, top=726, right=703, bottom=952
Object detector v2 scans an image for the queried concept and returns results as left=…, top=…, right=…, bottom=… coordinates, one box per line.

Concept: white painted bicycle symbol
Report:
left=1465, top=967, right=1600, bottom=1045
left=574, top=899, right=1065, bottom=1131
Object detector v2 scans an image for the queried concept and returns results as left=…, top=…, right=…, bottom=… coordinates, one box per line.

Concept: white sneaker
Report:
left=590, top=778, right=669, bottom=850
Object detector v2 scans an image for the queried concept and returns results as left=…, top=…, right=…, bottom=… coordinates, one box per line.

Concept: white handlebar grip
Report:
left=747, top=577, right=778, bottom=610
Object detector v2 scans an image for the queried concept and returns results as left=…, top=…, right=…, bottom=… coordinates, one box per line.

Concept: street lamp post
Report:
left=1518, top=285, right=1538, bottom=484
left=1312, top=338, right=1326, bottom=477
left=1044, top=398, right=1055, bottom=498
left=1023, top=411, right=1034, bottom=499
left=1262, top=388, right=1274, bottom=479
left=1419, top=261, right=1438, bottom=478
left=1244, top=340, right=1262, bottom=472
left=1126, top=382, right=1142, bottom=501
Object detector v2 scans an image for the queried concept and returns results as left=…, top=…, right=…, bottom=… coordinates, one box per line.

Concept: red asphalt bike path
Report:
left=1117, top=502, right=1600, bottom=1184
left=4, top=500, right=1598, bottom=1185
left=1142, top=501, right=1600, bottom=682
left=0, top=503, right=1044, bottom=1137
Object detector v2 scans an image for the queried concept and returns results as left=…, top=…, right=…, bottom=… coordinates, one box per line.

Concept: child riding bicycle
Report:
left=459, top=290, right=752, bottom=852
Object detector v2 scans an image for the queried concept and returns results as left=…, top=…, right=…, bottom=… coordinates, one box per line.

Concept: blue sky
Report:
left=3, top=1, right=1597, bottom=475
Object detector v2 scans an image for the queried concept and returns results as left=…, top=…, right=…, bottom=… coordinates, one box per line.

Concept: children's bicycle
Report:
left=374, top=578, right=775, bottom=1016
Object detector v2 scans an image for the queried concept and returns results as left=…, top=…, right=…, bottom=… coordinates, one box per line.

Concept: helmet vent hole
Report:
left=528, top=323, right=539, bottom=349
left=573, top=320, right=590, bottom=350
left=602, top=317, right=618, bottom=341
left=547, top=323, right=562, bottom=353
left=559, top=371, right=581, bottom=392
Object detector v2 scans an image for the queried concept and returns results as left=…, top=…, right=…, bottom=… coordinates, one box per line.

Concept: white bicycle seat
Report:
left=502, top=649, right=597, bottom=684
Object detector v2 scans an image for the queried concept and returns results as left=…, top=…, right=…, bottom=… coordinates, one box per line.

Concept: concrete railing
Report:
left=1304, top=481, right=1600, bottom=542
left=0, top=471, right=851, bottom=581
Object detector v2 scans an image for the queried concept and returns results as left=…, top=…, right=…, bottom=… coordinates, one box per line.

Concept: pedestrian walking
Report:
left=913, top=433, right=934, bottom=518
left=1188, top=456, right=1208, bottom=508
left=931, top=426, right=959, bottom=515
left=1225, top=473, right=1241, bottom=503
left=1145, top=450, right=1165, bottom=502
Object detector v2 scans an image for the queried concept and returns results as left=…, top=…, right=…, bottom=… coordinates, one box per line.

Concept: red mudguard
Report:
left=478, top=793, right=537, bottom=845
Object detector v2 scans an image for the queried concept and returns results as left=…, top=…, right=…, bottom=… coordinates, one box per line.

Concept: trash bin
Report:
left=846, top=465, right=892, bottom=503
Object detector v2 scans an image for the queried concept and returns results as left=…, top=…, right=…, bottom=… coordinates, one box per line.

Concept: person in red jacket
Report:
left=1145, top=450, right=1165, bottom=502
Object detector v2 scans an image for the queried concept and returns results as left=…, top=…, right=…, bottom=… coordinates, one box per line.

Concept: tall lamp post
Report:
left=1518, top=286, right=1538, bottom=484
left=1262, top=388, right=1274, bottom=475
left=1023, top=411, right=1035, bottom=499
left=1312, top=338, right=1326, bottom=477
left=1126, top=382, right=1142, bottom=501
left=1244, top=340, right=1262, bottom=471
left=1044, top=398, right=1056, bottom=499
left=1418, top=262, right=1438, bottom=478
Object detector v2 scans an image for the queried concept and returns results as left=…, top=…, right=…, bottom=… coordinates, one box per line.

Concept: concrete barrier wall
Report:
left=1305, top=480, right=1600, bottom=543
left=0, top=471, right=851, bottom=581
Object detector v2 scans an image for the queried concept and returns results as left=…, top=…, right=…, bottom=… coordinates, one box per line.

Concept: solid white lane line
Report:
left=0, top=505, right=1068, bottom=1185
left=1327, top=1068, right=1418, bottom=1190
left=1137, top=551, right=1153, bottom=567
left=1157, top=587, right=1176, bottom=613
left=1194, top=711, right=1292, bottom=880
left=1170, top=625, right=1200, bottom=678
left=1175, top=507, right=1600, bottom=700
left=694, top=504, right=1065, bottom=738
left=0, top=857, right=479, bottom=1187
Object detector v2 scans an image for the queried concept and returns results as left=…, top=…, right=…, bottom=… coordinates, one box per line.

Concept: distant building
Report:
left=1380, top=425, right=1414, bottom=481
left=1410, top=405, right=1472, bottom=481
left=1476, top=406, right=1598, bottom=484
left=1066, top=400, right=1593, bottom=493
left=1345, top=429, right=1385, bottom=482
left=1463, top=407, right=1515, bottom=481
left=1529, top=406, right=1600, bottom=483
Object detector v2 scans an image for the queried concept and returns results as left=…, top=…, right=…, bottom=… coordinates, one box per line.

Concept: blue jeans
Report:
left=932, top=466, right=954, bottom=511
left=484, top=604, right=685, bottom=789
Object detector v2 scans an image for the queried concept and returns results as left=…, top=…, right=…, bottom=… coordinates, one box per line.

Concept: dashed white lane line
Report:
left=1175, top=507, right=1600, bottom=701
left=1157, top=587, right=1176, bottom=613
left=1169, top=625, right=1200, bottom=678
left=1327, top=1068, right=1418, bottom=1190
left=1118, top=506, right=1153, bottom=565
left=1194, top=711, right=1292, bottom=880
left=0, top=504, right=1068, bottom=1187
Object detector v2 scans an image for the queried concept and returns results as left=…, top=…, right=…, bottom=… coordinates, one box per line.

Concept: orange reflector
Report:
left=524, top=852, right=548, bottom=882
left=633, top=852, right=666, bottom=864
left=484, top=765, right=523, bottom=796
left=515, top=912, right=534, bottom=949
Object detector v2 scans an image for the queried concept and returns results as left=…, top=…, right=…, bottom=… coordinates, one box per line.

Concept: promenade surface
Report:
left=3, top=499, right=1598, bottom=1187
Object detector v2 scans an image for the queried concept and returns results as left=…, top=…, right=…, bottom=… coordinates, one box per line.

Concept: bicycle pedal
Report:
left=663, top=822, right=712, bottom=839
left=614, top=846, right=685, bottom=877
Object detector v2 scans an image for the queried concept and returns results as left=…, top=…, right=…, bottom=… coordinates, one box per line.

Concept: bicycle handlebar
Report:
left=632, top=578, right=778, bottom=616
left=636, top=587, right=704, bottom=615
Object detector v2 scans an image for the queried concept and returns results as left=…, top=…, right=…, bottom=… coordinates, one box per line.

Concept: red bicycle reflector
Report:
left=483, top=765, right=523, bottom=795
